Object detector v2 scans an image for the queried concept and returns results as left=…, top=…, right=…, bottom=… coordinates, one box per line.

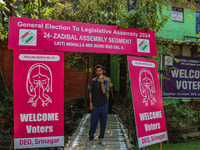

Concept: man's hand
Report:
left=98, top=75, right=103, bottom=81
left=89, top=103, right=93, bottom=111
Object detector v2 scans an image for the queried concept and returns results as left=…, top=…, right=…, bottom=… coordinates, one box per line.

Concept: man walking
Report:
left=87, top=64, right=109, bottom=146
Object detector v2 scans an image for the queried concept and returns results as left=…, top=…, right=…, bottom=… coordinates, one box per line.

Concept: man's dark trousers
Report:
left=89, top=103, right=108, bottom=141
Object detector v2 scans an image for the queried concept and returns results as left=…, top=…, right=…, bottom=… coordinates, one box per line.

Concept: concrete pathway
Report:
left=66, top=114, right=133, bottom=150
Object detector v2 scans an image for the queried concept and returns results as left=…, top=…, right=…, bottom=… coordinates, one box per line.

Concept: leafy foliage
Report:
left=0, top=0, right=194, bottom=42
left=41, top=0, right=171, bottom=32
left=117, top=0, right=170, bottom=32
left=0, top=1, right=9, bottom=41
left=42, top=2, right=76, bottom=22
left=0, top=76, right=13, bottom=134
left=165, top=103, right=200, bottom=127
left=15, top=0, right=39, bottom=19
left=0, top=23, right=8, bottom=42
left=164, top=102, right=200, bottom=143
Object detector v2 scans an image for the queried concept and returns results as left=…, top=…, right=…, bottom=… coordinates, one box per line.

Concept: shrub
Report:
left=164, top=103, right=200, bottom=143
left=164, top=103, right=200, bottom=127
left=0, top=76, right=13, bottom=135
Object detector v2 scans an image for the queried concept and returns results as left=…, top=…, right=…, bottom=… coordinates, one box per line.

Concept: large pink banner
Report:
left=128, top=56, right=168, bottom=148
left=8, top=17, right=157, bottom=56
left=14, top=50, right=64, bottom=149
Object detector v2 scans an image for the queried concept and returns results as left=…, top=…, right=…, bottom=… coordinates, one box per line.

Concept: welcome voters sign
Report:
left=162, top=56, right=200, bottom=98
left=128, top=56, right=168, bottom=148
left=8, top=17, right=157, bottom=56
left=14, top=50, right=64, bottom=149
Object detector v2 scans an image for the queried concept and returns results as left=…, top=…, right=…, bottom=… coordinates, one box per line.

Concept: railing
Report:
left=183, top=36, right=200, bottom=42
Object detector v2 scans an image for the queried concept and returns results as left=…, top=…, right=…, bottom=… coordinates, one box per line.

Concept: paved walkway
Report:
left=66, top=114, right=133, bottom=150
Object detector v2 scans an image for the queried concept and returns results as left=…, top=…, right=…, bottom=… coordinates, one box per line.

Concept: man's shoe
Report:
left=86, top=140, right=93, bottom=146
left=99, top=138, right=106, bottom=146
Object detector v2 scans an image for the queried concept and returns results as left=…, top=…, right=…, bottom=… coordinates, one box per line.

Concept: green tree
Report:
left=0, top=0, right=9, bottom=42
left=15, top=0, right=39, bottom=19
left=0, top=0, right=195, bottom=41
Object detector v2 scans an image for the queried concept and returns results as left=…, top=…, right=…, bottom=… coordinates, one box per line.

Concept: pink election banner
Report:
left=128, top=56, right=168, bottom=148
left=8, top=17, right=157, bottom=56
left=14, top=50, right=64, bottom=149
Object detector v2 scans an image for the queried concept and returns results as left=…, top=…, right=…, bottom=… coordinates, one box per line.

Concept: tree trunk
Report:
left=120, top=82, right=130, bottom=116
left=38, top=0, right=41, bottom=19
left=84, top=55, right=90, bottom=112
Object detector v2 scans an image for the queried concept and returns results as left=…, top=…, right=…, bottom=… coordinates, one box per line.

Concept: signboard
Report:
left=162, top=56, right=200, bottom=99
left=172, top=7, right=184, bottom=22
left=128, top=56, right=168, bottom=148
left=14, top=50, right=64, bottom=149
left=8, top=17, right=157, bottom=56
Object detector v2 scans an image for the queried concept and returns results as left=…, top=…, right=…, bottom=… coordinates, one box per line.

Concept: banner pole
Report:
left=159, top=142, right=162, bottom=150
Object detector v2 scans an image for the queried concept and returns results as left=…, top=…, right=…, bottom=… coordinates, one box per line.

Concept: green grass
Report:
left=146, top=139, right=200, bottom=150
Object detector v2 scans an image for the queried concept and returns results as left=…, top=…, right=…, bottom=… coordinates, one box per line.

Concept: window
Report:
left=196, top=12, right=200, bottom=34
left=172, top=7, right=184, bottom=22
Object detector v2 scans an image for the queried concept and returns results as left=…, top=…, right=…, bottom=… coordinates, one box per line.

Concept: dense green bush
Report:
left=164, top=103, right=200, bottom=127
left=164, top=103, right=200, bottom=143
left=0, top=77, right=13, bottom=135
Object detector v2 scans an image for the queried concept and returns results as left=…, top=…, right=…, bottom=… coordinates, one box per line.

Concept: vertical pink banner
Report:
left=128, top=56, right=168, bottom=148
left=14, top=50, right=64, bottom=149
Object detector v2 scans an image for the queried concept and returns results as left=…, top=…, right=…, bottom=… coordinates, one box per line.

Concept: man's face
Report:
left=95, top=68, right=103, bottom=76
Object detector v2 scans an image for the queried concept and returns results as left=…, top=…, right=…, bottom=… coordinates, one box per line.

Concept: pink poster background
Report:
left=128, top=56, right=168, bottom=148
left=14, top=50, right=64, bottom=148
left=8, top=17, right=157, bottom=56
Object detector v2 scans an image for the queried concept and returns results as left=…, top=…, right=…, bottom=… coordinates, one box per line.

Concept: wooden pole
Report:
left=167, top=140, right=169, bottom=144
left=159, top=142, right=162, bottom=150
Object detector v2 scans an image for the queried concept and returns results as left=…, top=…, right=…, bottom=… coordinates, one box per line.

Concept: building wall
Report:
left=0, top=45, right=13, bottom=88
left=64, top=67, right=92, bottom=103
left=157, top=5, right=198, bottom=41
